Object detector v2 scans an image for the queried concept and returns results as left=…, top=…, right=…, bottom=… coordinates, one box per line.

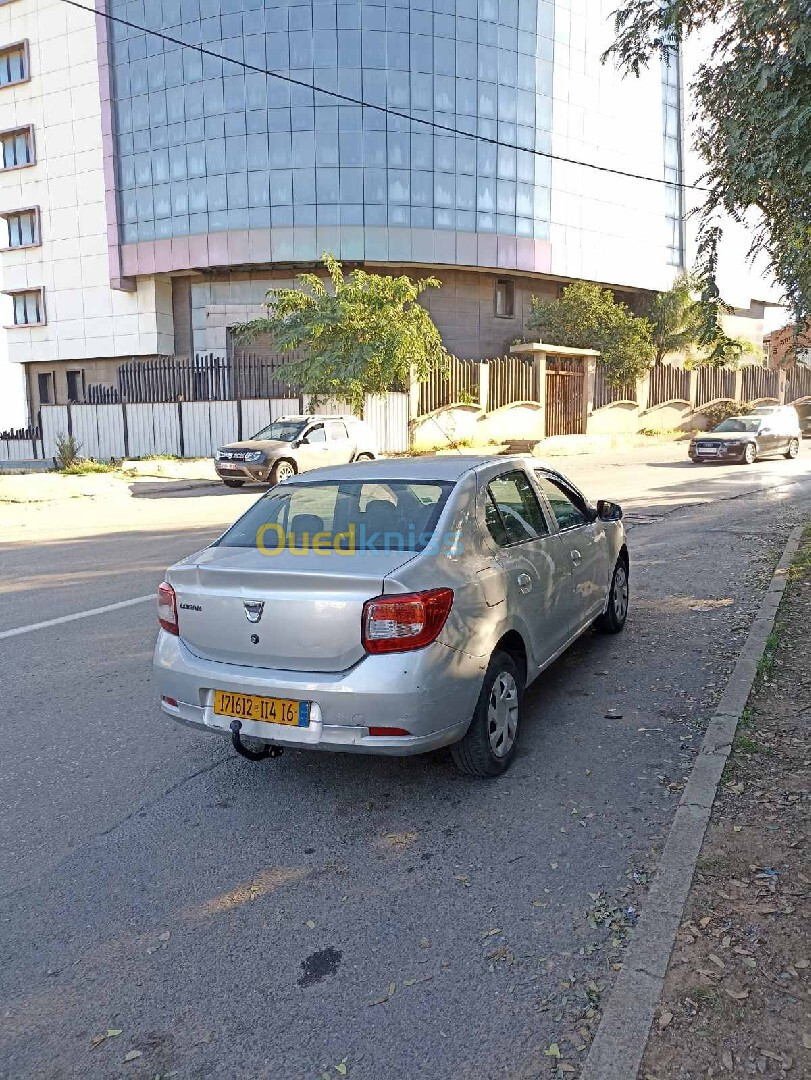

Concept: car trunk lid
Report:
left=168, top=546, right=417, bottom=672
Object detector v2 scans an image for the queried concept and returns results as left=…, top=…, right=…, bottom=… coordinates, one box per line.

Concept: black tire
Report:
left=595, top=558, right=629, bottom=634
left=269, top=459, right=296, bottom=485
left=450, top=650, right=523, bottom=778
left=785, top=438, right=800, bottom=459
left=741, top=442, right=757, bottom=465
left=222, top=478, right=244, bottom=488
left=355, top=452, right=375, bottom=461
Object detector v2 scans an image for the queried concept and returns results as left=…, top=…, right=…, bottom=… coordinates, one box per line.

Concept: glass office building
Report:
left=106, top=0, right=682, bottom=284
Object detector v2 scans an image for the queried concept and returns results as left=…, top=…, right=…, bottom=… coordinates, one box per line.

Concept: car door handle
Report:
left=516, top=573, right=532, bottom=593
left=570, top=549, right=582, bottom=564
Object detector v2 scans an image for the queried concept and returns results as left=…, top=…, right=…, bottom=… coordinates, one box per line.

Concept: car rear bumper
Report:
left=153, top=631, right=483, bottom=756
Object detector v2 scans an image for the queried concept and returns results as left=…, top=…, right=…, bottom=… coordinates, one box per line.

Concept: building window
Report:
left=7, top=288, right=45, bottom=326
left=0, top=125, right=34, bottom=169
left=37, top=372, right=54, bottom=405
left=495, top=278, right=515, bottom=318
left=66, top=369, right=84, bottom=403
left=0, top=42, right=29, bottom=88
left=2, top=207, right=39, bottom=248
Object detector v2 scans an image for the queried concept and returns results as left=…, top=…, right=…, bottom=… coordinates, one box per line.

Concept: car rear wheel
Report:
left=785, top=438, right=800, bottom=459
left=270, top=459, right=296, bottom=485
left=451, top=650, right=523, bottom=778
left=741, top=443, right=757, bottom=465
left=595, top=559, right=629, bottom=634
left=222, top=478, right=244, bottom=488
left=355, top=452, right=375, bottom=461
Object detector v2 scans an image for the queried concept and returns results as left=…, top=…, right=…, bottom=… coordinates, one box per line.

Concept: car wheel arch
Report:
left=493, top=630, right=528, bottom=689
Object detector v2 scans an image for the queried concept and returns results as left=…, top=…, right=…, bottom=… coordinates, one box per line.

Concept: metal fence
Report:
left=487, top=355, right=539, bottom=411
left=37, top=394, right=409, bottom=461
left=784, top=365, right=811, bottom=403
left=647, top=362, right=692, bottom=408
left=418, top=357, right=480, bottom=415
left=741, top=364, right=779, bottom=402
left=593, top=364, right=637, bottom=409
left=694, top=365, right=736, bottom=407
left=0, top=423, right=41, bottom=461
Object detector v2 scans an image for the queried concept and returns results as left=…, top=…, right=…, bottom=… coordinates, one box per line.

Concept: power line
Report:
left=62, top=0, right=708, bottom=194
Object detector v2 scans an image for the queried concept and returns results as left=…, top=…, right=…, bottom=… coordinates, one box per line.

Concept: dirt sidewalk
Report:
left=639, top=530, right=811, bottom=1079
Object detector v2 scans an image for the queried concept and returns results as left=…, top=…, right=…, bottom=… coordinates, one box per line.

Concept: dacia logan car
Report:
left=155, top=456, right=628, bottom=777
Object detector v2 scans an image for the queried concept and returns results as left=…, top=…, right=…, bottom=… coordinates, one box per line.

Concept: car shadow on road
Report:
left=127, top=481, right=266, bottom=499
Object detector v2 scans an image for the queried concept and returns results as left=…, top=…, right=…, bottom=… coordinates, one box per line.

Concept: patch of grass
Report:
left=733, top=732, right=764, bottom=756
left=696, top=853, right=727, bottom=874
left=787, top=530, right=811, bottom=585
left=756, top=627, right=781, bottom=680
left=141, top=453, right=179, bottom=461
left=60, top=460, right=118, bottom=475
left=685, top=985, right=719, bottom=1007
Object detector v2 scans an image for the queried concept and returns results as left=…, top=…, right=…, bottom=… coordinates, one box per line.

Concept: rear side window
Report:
left=217, top=479, right=453, bottom=552
left=535, top=473, right=589, bottom=530
left=326, top=420, right=348, bottom=439
left=485, top=471, right=549, bottom=546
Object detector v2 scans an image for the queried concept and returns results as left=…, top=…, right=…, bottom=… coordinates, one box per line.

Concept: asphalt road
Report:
left=1, top=446, right=810, bottom=1080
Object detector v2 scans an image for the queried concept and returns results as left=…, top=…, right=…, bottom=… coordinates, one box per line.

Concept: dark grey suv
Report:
left=689, top=414, right=801, bottom=465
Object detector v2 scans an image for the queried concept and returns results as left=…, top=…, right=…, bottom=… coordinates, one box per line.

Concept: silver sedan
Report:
left=154, top=456, right=628, bottom=777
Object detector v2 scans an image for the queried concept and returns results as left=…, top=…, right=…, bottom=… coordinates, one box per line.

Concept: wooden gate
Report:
left=545, top=358, right=585, bottom=436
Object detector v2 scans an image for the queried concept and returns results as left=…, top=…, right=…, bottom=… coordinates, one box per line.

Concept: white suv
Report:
left=214, top=415, right=378, bottom=487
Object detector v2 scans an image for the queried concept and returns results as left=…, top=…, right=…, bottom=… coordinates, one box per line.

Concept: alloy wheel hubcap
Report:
left=746, top=445, right=755, bottom=462
left=277, top=463, right=294, bottom=480
left=613, top=565, right=628, bottom=621
left=487, top=671, right=519, bottom=758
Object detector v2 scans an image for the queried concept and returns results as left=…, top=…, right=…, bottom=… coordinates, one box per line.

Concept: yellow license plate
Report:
left=213, top=690, right=309, bottom=727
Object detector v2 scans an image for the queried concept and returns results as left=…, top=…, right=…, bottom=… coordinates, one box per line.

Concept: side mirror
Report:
left=596, top=499, right=623, bottom=522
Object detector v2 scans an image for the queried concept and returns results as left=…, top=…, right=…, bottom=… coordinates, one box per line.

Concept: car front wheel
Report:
left=451, top=650, right=523, bottom=778
left=741, top=443, right=757, bottom=465
left=269, top=459, right=296, bottom=485
left=595, top=558, right=629, bottom=634
left=785, top=438, right=800, bottom=459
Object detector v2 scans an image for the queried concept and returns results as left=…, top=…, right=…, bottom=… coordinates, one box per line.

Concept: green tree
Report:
left=526, top=280, right=656, bottom=384
left=604, top=0, right=811, bottom=334
left=647, top=270, right=753, bottom=366
left=232, top=254, right=447, bottom=414
left=646, top=272, right=703, bottom=364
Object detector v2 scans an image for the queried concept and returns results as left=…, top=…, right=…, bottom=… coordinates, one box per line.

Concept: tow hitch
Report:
left=229, top=718, right=284, bottom=762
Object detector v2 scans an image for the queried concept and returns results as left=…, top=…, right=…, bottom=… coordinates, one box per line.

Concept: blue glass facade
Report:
left=108, top=0, right=556, bottom=247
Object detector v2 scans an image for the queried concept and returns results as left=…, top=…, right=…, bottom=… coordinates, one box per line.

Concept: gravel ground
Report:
left=639, top=531, right=811, bottom=1080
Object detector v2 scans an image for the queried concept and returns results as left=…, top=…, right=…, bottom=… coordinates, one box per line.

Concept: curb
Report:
left=579, top=523, right=805, bottom=1080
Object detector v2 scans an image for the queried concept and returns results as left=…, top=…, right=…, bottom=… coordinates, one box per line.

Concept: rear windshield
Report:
left=250, top=420, right=307, bottom=442
left=217, top=479, right=454, bottom=552
left=714, top=418, right=762, bottom=433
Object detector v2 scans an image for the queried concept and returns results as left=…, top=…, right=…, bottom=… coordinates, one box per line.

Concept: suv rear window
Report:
left=218, top=479, right=453, bottom=552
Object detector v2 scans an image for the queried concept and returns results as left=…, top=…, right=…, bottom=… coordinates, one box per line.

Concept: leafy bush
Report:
left=54, top=433, right=82, bottom=470
left=232, top=253, right=447, bottom=413
left=700, top=400, right=753, bottom=428
left=527, top=280, right=655, bottom=385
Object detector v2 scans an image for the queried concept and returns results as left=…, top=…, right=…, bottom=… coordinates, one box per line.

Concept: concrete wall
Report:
left=189, top=265, right=566, bottom=360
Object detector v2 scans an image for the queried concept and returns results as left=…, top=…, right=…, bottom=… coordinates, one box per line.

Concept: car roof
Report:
left=276, top=414, right=365, bottom=422
left=282, top=454, right=558, bottom=485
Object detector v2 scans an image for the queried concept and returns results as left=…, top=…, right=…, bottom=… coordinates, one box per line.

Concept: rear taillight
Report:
left=158, top=582, right=179, bottom=636
left=362, top=588, right=453, bottom=654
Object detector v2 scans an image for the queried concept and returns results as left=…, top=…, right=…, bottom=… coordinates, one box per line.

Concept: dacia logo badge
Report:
left=244, top=600, right=265, bottom=624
